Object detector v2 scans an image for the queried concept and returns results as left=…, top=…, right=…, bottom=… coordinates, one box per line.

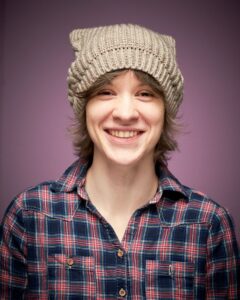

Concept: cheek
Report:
left=85, top=103, right=96, bottom=137
left=85, top=115, right=98, bottom=147
left=147, top=106, right=165, bottom=141
left=144, top=105, right=165, bottom=128
left=85, top=102, right=110, bottom=137
left=86, top=101, right=100, bottom=125
left=153, top=111, right=165, bottom=126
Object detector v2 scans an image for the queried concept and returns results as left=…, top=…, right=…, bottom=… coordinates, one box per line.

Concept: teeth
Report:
left=109, top=130, right=139, bottom=138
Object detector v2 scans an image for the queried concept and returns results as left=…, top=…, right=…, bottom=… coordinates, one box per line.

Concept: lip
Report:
left=104, top=128, right=145, bottom=144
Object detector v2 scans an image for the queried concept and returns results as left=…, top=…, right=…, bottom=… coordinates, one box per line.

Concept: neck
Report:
left=85, top=155, right=158, bottom=217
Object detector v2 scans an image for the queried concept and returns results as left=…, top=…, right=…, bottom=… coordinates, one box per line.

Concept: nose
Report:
left=112, top=94, right=139, bottom=123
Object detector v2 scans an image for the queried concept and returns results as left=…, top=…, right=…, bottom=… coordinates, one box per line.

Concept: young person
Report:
left=0, top=24, right=239, bottom=299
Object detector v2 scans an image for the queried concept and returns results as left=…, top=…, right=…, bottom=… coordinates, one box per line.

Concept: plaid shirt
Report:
left=0, top=159, right=239, bottom=299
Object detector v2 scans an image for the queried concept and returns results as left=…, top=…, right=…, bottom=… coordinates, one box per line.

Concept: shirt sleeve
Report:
left=206, top=206, right=240, bottom=299
left=0, top=198, right=27, bottom=299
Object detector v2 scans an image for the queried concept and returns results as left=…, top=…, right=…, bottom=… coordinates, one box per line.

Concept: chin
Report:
left=106, top=151, right=152, bottom=167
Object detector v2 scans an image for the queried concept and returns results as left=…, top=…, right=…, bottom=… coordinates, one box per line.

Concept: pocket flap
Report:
left=146, top=260, right=195, bottom=278
left=48, top=254, right=94, bottom=270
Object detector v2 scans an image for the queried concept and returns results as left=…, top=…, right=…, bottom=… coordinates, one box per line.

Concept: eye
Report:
left=92, top=89, right=116, bottom=100
left=138, top=91, right=154, bottom=97
left=97, top=90, right=113, bottom=96
left=136, top=89, right=155, bottom=101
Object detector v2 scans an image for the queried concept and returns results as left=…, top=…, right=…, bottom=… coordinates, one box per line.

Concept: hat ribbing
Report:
left=67, top=24, right=184, bottom=116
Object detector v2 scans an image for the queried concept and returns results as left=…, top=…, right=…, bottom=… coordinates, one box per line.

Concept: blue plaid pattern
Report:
left=0, top=159, right=239, bottom=299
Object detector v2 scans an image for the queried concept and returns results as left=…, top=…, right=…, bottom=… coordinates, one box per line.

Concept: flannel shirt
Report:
left=0, top=159, right=239, bottom=299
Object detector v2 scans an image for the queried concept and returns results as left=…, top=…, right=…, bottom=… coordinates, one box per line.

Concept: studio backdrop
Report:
left=0, top=0, right=239, bottom=242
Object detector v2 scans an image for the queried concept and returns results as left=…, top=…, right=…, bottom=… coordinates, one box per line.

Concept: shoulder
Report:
left=182, top=184, right=234, bottom=229
left=1, top=160, right=88, bottom=222
left=157, top=165, right=235, bottom=229
left=2, top=180, right=66, bottom=219
left=18, top=180, right=59, bottom=212
left=0, top=181, right=54, bottom=237
left=158, top=165, right=232, bottom=226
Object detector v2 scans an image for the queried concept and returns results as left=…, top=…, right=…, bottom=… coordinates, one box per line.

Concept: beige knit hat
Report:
left=67, top=24, right=184, bottom=116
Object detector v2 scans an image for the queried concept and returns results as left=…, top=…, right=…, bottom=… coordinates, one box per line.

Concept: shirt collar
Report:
left=156, top=164, right=188, bottom=200
left=50, top=159, right=89, bottom=193
left=51, top=159, right=188, bottom=201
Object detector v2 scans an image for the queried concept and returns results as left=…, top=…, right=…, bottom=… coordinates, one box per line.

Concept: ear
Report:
left=69, top=29, right=85, bottom=55
left=161, top=35, right=176, bottom=57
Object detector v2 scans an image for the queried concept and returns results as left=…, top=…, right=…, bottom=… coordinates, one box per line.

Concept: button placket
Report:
left=116, top=247, right=127, bottom=298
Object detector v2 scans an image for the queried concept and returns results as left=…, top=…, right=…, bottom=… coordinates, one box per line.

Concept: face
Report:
left=86, top=70, right=165, bottom=167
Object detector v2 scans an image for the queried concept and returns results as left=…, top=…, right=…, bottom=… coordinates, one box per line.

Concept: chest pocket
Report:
left=145, top=260, right=195, bottom=300
left=47, top=254, right=95, bottom=299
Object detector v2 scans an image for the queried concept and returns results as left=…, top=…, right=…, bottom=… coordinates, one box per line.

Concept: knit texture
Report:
left=67, top=24, right=184, bottom=116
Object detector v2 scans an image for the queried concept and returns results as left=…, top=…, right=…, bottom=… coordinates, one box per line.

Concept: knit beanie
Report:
left=67, top=24, right=184, bottom=116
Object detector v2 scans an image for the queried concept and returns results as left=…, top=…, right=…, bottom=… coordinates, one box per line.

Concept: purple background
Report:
left=1, top=0, right=240, bottom=242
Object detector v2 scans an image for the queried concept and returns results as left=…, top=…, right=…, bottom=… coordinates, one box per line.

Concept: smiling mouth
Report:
left=107, top=130, right=142, bottom=138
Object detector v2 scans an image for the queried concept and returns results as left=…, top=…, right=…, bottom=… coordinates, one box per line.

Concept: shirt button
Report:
left=119, top=288, right=127, bottom=297
left=67, top=258, right=74, bottom=267
left=117, top=249, right=124, bottom=258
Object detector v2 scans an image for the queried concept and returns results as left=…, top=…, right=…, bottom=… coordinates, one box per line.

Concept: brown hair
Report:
left=69, top=69, right=180, bottom=167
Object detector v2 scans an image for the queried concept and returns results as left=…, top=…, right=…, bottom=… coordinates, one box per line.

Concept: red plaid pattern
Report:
left=0, top=159, right=239, bottom=299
